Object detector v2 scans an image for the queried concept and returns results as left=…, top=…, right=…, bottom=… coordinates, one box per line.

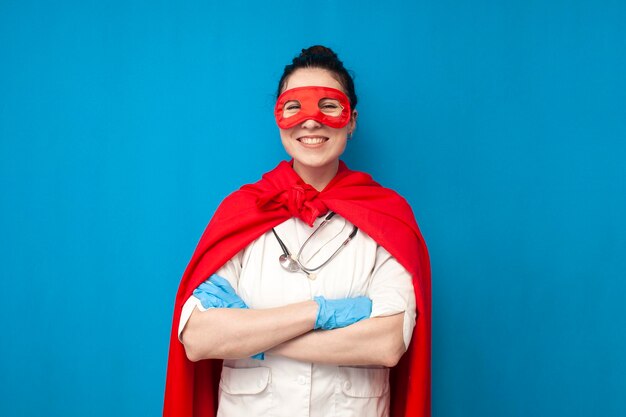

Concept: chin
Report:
left=294, top=155, right=340, bottom=169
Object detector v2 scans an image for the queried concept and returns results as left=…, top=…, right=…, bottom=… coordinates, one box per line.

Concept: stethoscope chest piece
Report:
left=278, top=253, right=318, bottom=280
left=279, top=253, right=301, bottom=273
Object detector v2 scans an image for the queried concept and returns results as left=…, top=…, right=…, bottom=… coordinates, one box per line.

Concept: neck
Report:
left=292, top=160, right=339, bottom=192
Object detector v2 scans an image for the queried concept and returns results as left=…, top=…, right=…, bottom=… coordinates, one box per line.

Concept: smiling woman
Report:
left=163, top=45, right=431, bottom=417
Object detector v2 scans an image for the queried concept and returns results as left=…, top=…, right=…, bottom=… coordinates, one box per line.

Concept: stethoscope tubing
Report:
left=272, top=211, right=358, bottom=276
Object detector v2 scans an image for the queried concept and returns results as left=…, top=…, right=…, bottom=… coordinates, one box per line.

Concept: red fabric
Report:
left=163, top=160, right=431, bottom=417
left=274, top=86, right=351, bottom=129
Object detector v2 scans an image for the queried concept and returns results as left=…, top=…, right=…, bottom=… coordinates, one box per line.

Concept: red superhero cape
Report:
left=163, top=160, right=431, bottom=417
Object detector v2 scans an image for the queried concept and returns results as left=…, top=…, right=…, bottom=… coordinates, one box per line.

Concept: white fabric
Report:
left=178, top=214, right=416, bottom=417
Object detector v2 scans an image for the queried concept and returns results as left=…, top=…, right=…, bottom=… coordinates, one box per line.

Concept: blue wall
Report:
left=1, top=1, right=624, bottom=416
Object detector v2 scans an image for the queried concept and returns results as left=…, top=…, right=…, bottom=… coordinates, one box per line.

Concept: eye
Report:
left=282, top=100, right=301, bottom=118
left=284, top=100, right=301, bottom=111
left=319, top=99, right=344, bottom=116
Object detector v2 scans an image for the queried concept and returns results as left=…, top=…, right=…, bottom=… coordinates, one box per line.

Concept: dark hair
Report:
left=276, top=45, right=358, bottom=110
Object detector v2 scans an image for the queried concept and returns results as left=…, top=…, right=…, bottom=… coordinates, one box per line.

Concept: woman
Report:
left=163, top=46, right=431, bottom=417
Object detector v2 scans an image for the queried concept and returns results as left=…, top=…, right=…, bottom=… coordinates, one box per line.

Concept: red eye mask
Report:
left=274, top=86, right=352, bottom=129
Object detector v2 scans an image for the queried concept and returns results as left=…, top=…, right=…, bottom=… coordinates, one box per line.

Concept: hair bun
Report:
left=299, top=45, right=338, bottom=59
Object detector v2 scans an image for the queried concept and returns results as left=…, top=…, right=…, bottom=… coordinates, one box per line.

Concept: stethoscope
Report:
left=271, top=211, right=359, bottom=280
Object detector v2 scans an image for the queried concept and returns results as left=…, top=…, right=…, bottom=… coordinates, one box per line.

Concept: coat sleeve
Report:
left=177, top=249, right=245, bottom=342
left=367, top=245, right=417, bottom=350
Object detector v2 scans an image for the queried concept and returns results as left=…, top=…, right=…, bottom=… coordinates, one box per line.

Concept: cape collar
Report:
left=255, top=160, right=350, bottom=227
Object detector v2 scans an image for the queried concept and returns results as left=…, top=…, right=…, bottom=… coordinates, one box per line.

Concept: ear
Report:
left=348, top=109, right=358, bottom=135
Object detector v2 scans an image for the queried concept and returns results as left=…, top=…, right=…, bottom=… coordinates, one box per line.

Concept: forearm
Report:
left=267, top=313, right=406, bottom=367
left=182, top=300, right=318, bottom=361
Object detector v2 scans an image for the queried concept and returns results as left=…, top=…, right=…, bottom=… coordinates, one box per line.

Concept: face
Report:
left=277, top=68, right=357, bottom=171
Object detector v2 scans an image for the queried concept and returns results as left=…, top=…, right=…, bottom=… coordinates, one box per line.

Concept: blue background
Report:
left=1, top=1, right=625, bottom=416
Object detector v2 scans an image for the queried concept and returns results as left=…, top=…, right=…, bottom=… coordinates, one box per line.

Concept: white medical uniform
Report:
left=178, top=213, right=417, bottom=417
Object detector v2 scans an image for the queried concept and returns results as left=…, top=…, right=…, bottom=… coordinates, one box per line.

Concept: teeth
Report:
left=299, top=137, right=327, bottom=144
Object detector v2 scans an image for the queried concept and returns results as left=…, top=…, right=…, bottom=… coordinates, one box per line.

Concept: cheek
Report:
left=331, top=129, right=349, bottom=144
left=278, top=130, right=297, bottom=154
left=279, top=130, right=292, bottom=145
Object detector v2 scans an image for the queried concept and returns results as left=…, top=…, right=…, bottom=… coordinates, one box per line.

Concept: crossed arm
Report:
left=181, top=303, right=406, bottom=367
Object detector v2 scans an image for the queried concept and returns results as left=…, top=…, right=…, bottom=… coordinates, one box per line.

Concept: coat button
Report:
left=297, top=376, right=306, bottom=385
left=343, top=381, right=352, bottom=390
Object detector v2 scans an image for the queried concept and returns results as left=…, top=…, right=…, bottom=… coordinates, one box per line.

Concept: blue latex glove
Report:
left=313, top=295, right=372, bottom=330
left=193, top=274, right=249, bottom=309
left=192, top=274, right=264, bottom=360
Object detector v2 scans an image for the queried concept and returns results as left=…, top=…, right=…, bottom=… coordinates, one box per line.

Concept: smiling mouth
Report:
left=297, top=136, right=329, bottom=145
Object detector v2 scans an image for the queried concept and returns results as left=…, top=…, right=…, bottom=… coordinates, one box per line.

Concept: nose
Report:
left=300, top=118, right=322, bottom=129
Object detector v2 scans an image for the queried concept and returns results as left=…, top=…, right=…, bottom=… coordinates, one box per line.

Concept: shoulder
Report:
left=341, top=161, right=411, bottom=198
left=341, top=164, right=417, bottom=215
left=209, top=187, right=258, bottom=224
left=209, top=162, right=284, bottom=222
